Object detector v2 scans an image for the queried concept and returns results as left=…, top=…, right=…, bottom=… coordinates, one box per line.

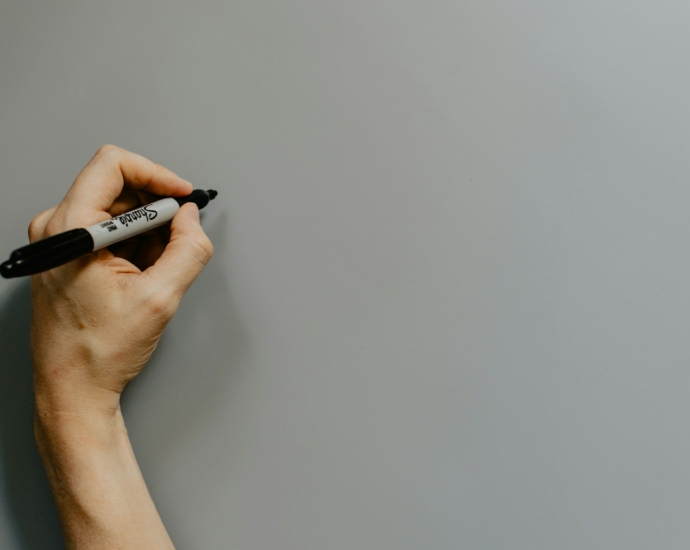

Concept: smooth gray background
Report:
left=1, top=1, right=690, bottom=548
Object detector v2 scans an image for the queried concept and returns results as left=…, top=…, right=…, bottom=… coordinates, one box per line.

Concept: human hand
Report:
left=29, top=145, right=214, bottom=415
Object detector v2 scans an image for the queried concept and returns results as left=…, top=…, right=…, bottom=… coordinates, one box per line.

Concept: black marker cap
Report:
left=0, top=261, right=14, bottom=279
left=174, top=189, right=218, bottom=210
left=0, top=228, right=94, bottom=279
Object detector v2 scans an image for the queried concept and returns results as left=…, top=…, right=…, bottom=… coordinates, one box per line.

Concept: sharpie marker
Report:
left=0, top=189, right=217, bottom=279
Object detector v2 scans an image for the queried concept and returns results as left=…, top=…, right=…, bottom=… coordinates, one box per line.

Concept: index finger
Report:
left=56, top=145, right=193, bottom=225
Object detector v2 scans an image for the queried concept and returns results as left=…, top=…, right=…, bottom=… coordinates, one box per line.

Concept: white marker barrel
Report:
left=85, top=197, right=180, bottom=250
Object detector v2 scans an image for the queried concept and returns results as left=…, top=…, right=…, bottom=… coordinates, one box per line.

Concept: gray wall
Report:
left=1, top=1, right=690, bottom=548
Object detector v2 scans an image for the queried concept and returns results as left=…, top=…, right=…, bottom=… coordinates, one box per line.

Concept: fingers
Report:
left=50, top=145, right=193, bottom=232
left=107, top=188, right=158, bottom=218
left=132, top=226, right=170, bottom=271
left=141, top=203, right=214, bottom=309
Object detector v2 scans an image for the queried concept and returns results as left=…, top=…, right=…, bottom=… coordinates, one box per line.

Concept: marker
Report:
left=0, top=189, right=218, bottom=279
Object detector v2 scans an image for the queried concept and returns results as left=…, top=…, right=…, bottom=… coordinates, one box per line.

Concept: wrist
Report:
left=33, top=371, right=129, bottom=496
left=33, top=404, right=138, bottom=535
left=33, top=402, right=127, bottom=468
left=33, top=364, right=123, bottom=417
left=33, top=401, right=174, bottom=549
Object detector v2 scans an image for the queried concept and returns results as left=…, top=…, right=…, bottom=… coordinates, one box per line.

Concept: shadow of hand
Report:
left=0, top=282, right=64, bottom=550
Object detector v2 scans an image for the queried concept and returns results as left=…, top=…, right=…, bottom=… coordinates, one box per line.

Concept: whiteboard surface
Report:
left=1, top=1, right=689, bottom=548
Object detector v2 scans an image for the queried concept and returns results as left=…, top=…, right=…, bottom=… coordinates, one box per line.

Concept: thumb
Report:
left=143, top=203, right=214, bottom=300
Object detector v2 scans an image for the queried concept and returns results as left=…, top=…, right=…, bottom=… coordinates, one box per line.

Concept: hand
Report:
left=30, top=144, right=214, bottom=415
left=28, top=145, right=209, bottom=549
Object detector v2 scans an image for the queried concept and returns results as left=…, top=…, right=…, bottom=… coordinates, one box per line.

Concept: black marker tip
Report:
left=208, top=189, right=218, bottom=200
left=1, top=261, right=15, bottom=279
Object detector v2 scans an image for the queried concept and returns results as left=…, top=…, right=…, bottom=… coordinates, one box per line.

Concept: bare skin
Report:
left=30, top=145, right=214, bottom=549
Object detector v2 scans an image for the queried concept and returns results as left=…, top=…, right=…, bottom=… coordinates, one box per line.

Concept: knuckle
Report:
left=28, top=207, right=58, bottom=241
left=135, top=165, right=156, bottom=187
left=27, top=216, right=43, bottom=241
left=43, top=218, right=62, bottom=238
left=188, top=233, right=214, bottom=263
left=145, top=291, right=178, bottom=321
left=96, top=144, right=120, bottom=157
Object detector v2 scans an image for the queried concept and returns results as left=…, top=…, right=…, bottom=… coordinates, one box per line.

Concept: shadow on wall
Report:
left=120, top=212, right=250, bottom=547
left=0, top=281, right=65, bottom=550
left=122, top=210, right=250, bottom=468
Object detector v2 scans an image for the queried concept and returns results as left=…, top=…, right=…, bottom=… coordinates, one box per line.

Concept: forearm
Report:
left=34, top=397, right=174, bottom=550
